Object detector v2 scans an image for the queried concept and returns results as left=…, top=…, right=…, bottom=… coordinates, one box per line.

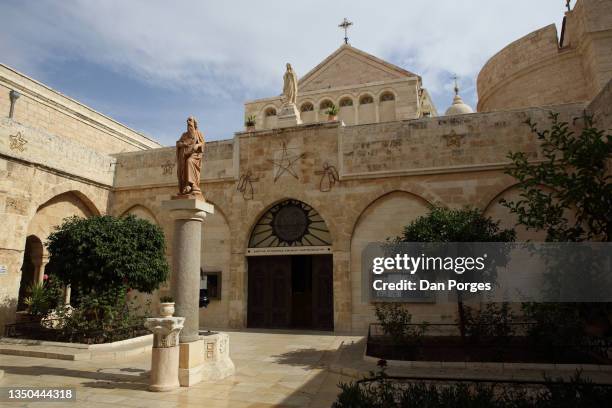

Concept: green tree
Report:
left=501, top=112, right=611, bottom=242
left=45, top=215, right=169, bottom=302
left=398, top=206, right=515, bottom=338
left=502, top=112, right=612, bottom=338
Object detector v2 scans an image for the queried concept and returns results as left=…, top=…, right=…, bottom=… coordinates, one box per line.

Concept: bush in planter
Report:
left=325, top=104, right=339, bottom=118
left=53, top=287, right=151, bottom=343
left=45, top=215, right=168, bottom=340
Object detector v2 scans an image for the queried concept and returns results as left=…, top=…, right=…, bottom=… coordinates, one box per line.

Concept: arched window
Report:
left=248, top=199, right=332, bottom=248
left=300, top=102, right=314, bottom=112
left=265, top=107, right=277, bottom=117
left=359, top=95, right=374, bottom=105
left=319, top=100, right=333, bottom=110
left=339, top=97, right=353, bottom=107
left=380, top=92, right=395, bottom=102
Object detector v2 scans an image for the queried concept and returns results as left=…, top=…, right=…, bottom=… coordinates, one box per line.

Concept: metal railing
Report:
left=367, top=322, right=612, bottom=364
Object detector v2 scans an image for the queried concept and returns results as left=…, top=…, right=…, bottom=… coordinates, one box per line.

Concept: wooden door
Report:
left=247, top=256, right=291, bottom=328
left=312, top=255, right=334, bottom=330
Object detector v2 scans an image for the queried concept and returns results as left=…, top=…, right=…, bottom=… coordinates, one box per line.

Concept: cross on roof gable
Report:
left=298, top=44, right=418, bottom=93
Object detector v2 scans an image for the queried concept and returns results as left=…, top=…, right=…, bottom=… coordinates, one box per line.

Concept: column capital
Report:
left=162, top=198, right=214, bottom=221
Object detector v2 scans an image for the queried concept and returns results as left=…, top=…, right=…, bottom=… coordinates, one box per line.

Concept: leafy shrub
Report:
left=23, top=278, right=64, bottom=317
left=333, top=363, right=612, bottom=408
left=374, top=303, right=428, bottom=344
left=462, top=302, right=515, bottom=343
left=53, top=287, right=151, bottom=343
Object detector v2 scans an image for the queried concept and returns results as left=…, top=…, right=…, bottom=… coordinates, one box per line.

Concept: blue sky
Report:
left=0, top=1, right=569, bottom=145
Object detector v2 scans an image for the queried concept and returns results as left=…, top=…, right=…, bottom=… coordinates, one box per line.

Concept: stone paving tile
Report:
left=1, top=331, right=352, bottom=407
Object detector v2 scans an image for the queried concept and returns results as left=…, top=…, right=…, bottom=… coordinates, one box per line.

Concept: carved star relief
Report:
left=9, top=131, right=27, bottom=152
left=268, top=142, right=305, bottom=182
left=443, top=130, right=465, bottom=148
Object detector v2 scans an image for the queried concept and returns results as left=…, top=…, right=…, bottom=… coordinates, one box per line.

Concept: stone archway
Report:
left=16, top=235, right=43, bottom=312
left=246, top=199, right=334, bottom=330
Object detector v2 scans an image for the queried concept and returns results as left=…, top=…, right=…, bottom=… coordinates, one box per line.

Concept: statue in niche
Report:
left=175, top=116, right=205, bottom=198
left=282, top=63, right=298, bottom=106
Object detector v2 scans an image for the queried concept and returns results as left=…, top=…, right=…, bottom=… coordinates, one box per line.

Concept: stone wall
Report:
left=477, top=0, right=612, bottom=112
left=0, top=64, right=162, bottom=331
left=110, top=99, right=593, bottom=334
left=0, top=64, right=161, bottom=153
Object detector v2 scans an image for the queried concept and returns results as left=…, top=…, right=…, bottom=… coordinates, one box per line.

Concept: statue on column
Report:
left=175, top=116, right=205, bottom=198
left=282, top=63, right=298, bottom=106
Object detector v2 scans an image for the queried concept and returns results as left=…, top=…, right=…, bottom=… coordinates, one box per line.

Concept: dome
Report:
left=445, top=94, right=474, bottom=115
left=444, top=78, right=474, bottom=116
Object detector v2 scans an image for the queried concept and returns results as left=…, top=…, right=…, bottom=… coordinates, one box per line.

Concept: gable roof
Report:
left=298, top=44, right=418, bottom=92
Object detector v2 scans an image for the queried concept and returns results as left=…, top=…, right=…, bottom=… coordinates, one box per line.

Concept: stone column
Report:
left=144, top=317, right=184, bottom=392
left=162, top=198, right=214, bottom=343
left=162, top=198, right=214, bottom=387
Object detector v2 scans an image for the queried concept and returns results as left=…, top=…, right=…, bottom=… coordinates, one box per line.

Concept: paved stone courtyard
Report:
left=0, top=331, right=361, bottom=408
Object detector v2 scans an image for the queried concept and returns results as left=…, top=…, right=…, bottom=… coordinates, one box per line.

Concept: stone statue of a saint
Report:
left=282, top=63, right=298, bottom=106
left=175, top=116, right=205, bottom=197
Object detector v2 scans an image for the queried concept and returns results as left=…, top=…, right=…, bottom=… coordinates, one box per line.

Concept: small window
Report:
left=380, top=92, right=395, bottom=102
left=300, top=102, right=314, bottom=112
left=359, top=95, right=374, bottom=105
left=200, top=270, right=221, bottom=300
left=319, top=100, right=333, bottom=110
left=339, top=97, right=353, bottom=107
left=265, top=107, right=277, bottom=117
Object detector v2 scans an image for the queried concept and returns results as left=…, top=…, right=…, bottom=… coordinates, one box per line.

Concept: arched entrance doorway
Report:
left=17, top=235, right=44, bottom=311
left=246, top=199, right=334, bottom=330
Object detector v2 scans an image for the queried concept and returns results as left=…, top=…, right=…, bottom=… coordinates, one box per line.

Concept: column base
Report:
left=177, top=333, right=235, bottom=387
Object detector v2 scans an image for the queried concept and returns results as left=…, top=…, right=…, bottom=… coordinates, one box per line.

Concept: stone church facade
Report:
left=1, top=0, right=611, bottom=334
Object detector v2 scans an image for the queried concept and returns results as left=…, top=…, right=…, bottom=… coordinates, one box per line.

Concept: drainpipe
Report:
left=9, top=90, right=20, bottom=119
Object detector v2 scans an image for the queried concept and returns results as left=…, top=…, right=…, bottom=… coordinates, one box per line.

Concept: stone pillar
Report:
left=162, top=198, right=214, bottom=343
left=162, top=198, right=214, bottom=387
left=144, top=317, right=184, bottom=392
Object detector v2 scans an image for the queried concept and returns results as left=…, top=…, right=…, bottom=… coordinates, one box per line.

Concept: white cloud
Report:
left=0, top=0, right=567, bottom=135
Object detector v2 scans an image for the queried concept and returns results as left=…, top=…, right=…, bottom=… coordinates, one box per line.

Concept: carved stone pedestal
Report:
left=144, top=317, right=184, bottom=392
left=277, top=103, right=302, bottom=128
left=200, top=331, right=235, bottom=380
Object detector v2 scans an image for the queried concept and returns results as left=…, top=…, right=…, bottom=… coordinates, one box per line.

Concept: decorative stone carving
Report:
left=443, top=130, right=465, bottom=148
left=9, top=131, right=27, bottom=152
left=237, top=169, right=258, bottom=200
left=161, top=160, right=175, bottom=176
left=268, top=141, right=305, bottom=182
left=175, top=116, right=205, bottom=198
left=144, top=317, right=185, bottom=392
left=145, top=317, right=184, bottom=348
left=315, top=162, right=340, bottom=192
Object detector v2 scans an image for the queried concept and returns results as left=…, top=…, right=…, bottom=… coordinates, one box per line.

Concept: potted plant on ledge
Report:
left=245, top=115, right=256, bottom=132
left=159, top=295, right=175, bottom=318
left=325, top=104, right=339, bottom=121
